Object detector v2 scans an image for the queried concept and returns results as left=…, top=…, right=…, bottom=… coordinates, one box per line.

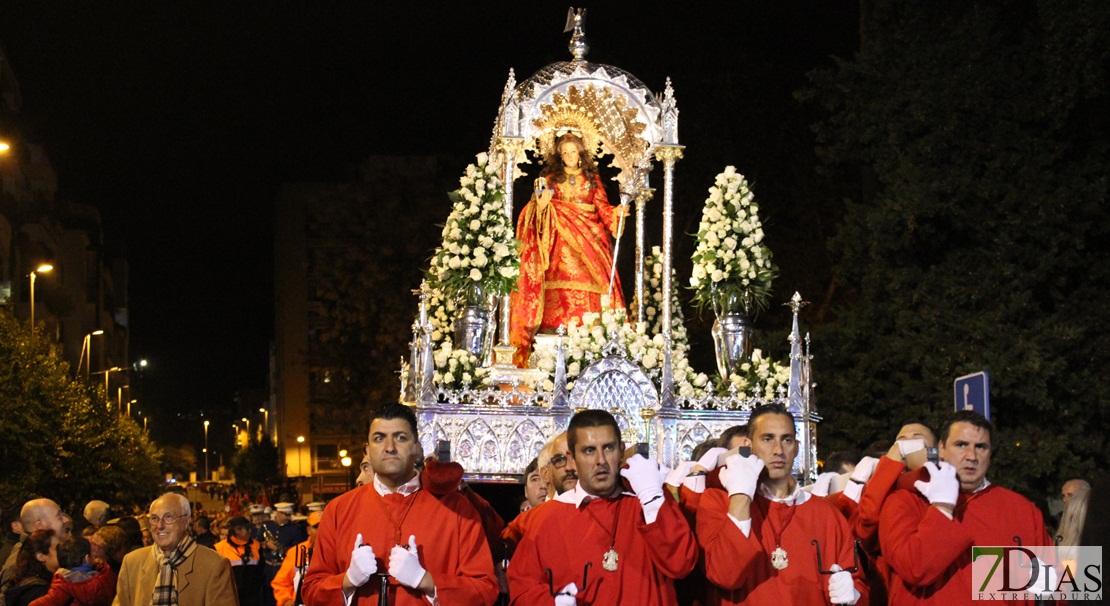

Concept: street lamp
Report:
left=203, top=420, right=210, bottom=482
left=341, top=453, right=352, bottom=491
left=241, top=418, right=250, bottom=444
left=80, top=330, right=104, bottom=377
left=29, top=264, right=53, bottom=334
left=258, top=407, right=268, bottom=440
left=92, top=367, right=125, bottom=407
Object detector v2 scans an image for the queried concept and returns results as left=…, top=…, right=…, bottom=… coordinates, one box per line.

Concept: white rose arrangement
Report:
left=428, top=153, right=520, bottom=300
left=689, top=166, right=778, bottom=315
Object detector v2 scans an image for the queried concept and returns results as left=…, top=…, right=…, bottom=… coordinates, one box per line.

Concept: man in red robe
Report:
left=508, top=409, right=697, bottom=605
left=879, top=411, right=1054, bottom=605
left=847, top=422, right=935, bottom=605
left=301, top=403, right=498, bottom=605
left=697, top=404, right=868, bottom=605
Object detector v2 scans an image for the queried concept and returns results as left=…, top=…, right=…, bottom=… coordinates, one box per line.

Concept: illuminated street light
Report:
left=241, top=418, right=250, bottom=443
left=80, top=330, right=104, bottom=377
left=258, top=407, right=268, bottom=441
left=203, top=420, right=210, bottom=481
left=0, top=140, right=10, bottom=153
left=29, top=264, right=53, bottom=334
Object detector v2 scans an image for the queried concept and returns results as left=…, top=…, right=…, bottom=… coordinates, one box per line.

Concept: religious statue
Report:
left=510, top=132, right=627, bottom=367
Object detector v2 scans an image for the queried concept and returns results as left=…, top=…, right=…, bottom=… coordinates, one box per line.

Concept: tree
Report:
left=231, top=437, right=279, bottom=490
left=0, top=308, right=163, bottom=511
left=802, top=0, right=1110, bottom=500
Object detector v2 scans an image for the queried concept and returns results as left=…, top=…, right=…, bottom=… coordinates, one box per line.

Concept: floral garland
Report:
left=428, top=153, right=520, bottom=300
left=689, top=166, right=778, bottom=315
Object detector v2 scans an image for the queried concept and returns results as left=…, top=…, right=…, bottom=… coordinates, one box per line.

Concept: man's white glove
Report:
left=554, top=582, right=578, bottom=606
left=809, top=471, right=838, bottom=497
left=850, top=456, right=879, bottom=483
left=897, top=438, right=926, bottom=458
left=698, top=447, right=728, bottom=472
left=914, top=461, right=959, bottom=507
left=388, top=535, right=426, bottom=590
left=621, top=454, right=665, bottom=506
left=842, top=479, right=864, bottom=504
left=828, top=564, right=860, bottom=605
left=345, top=533, right=377, bottom=588
left=718, top=454, right=764, bottom=499
left=665, top=461, right=696, bottom=487
left=1033, top=561, right=1059, bottom=599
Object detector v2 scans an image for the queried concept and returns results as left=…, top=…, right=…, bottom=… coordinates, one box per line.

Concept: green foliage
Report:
left=231, top=438, right=279, bottom=490
left=0, top=308, right=163, bottom=511
left=803, top=0, right=1110, bottom=503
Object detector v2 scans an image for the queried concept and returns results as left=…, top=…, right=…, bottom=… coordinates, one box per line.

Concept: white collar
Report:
left=969, top=478, right=992, bottom=494
left=554, top=481, right=633, bottom=508
left=759, top=482, right=810, bottom=505
left=373, top=472, right=421, bottom=497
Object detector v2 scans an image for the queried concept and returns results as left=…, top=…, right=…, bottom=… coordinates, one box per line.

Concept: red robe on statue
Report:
left=697, top=486, right=869, bottom=605
left=510, top=173, right=625, bottom=367
left=879, top=481, right=1052, bottom=605
left=508, top=487, right=697, bottom=605
left=301, top=482, right=498, bottom=606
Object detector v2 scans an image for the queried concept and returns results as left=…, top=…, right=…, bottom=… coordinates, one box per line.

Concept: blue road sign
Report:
left=954, top=371, right=990, bottom=421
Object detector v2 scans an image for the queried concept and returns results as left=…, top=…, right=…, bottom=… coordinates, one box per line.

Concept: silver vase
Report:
left=710, top=286, right=754, bottom=380
left=453, top=283, right=497, bottom=363
left=712, top=313, right=753, bottom=380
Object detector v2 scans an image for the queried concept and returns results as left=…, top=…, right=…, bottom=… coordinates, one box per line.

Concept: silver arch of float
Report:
left=489, top=59, right=682, bottom=368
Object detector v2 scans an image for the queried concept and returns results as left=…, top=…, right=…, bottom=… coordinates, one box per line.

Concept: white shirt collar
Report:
left=970, top=478, right=992, bottom=493
left=373, top=472, right=421, bottom=497
left=554, top=481, right=633, bottom=508
left=759, top=481, right=810, bottom=505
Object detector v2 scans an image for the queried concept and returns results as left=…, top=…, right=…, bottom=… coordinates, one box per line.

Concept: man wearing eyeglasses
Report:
left=113, top=492, right=237, bottom=605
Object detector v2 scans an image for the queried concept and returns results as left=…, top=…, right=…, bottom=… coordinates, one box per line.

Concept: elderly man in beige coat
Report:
left=114, top=493, right=237, bottom=606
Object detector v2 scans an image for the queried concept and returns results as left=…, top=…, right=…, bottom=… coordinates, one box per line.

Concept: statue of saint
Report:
left=510, top=132, right=627, bottom=367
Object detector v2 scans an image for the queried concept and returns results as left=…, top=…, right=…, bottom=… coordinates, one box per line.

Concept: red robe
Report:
left=850, top=456, right=916, bottom=606
left=301, top=483, right=498, bottom=606
left=508, top=489, right=697, bottom=605
left=697, top=487, right=869, bottom=605
left=879, top=482, right=1051, bottom=605
left=510, top=173, right=626, bottom=366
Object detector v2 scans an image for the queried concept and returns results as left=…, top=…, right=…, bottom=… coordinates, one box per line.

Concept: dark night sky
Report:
left=0, top=4, right=857, bottom=450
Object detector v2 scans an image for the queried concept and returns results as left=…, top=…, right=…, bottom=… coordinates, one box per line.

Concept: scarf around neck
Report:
left=151, top=535, right=196, bottom=606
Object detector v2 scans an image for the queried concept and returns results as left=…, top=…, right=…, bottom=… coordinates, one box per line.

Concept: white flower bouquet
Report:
left=428, top=153, right=520, bottom=300
left=689, top=166, right=778, bottom=315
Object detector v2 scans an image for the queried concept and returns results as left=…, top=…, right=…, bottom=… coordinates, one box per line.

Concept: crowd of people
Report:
left=1, top=401, right=1101, bottom=605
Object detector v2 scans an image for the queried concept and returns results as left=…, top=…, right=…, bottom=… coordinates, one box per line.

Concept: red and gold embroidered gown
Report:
left=510, top=172, right=625, bottom=367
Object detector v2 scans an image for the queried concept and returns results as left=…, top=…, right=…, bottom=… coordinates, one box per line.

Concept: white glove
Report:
left=1033, top=561, right=1059, bottom=598
left=345, top=533, right=377, bottom=587
left=388, top=535, right=426, bottom=590
left=657, top=463, right=673, bottom=485
left=554, top=582, right=578, bottom=606
left=898, top=438, right=926, bottom=458
left=620, top=454, right=665, bottom=506
left=718, top=454, right=764, bottom=498
left=914, top=461, right=959, bottom=506
left=698, top=447, right=728, bottom=472
left=842, top=480, right=864, bottom=504
left=828, top=564, right=860, bottom=605
left=809, top=471, right=838, bottom=497
left=665, top=461, right=696, bottom=487
left=850, top=456, right=879, bottom=483
left=829, top=472, right=853, bottom=495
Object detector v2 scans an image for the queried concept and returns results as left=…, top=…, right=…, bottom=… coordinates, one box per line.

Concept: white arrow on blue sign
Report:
left=953, top=371, right=990, bottom=421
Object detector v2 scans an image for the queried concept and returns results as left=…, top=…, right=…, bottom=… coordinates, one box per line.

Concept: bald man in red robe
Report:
left=697, top=404, right=868, bottom=605
left=508, top=409, right=697, bottom=605
left=301, top=403, right=497, bottom=606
